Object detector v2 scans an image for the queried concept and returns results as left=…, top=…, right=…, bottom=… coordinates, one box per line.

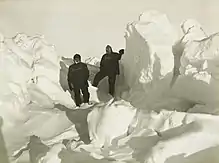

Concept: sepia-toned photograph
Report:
left=0, top=0, right=219, bottom=162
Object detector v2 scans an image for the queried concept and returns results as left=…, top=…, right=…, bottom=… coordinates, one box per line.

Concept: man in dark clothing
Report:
left=92, top=45, right=123, bottom=96
left=67, top=54, right=90, bottom=107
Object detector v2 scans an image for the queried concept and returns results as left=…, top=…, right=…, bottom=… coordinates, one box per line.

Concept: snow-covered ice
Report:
left=122, top=11, right=219, bottom=113
left=0, top=33, right=76, bottom=159
left=87, top=99, right=137, bottom=148
left=0, top=10, right=219, bottom=163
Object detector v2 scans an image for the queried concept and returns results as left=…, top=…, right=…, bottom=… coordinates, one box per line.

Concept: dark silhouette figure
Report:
left=55, top=103, right=96, bottom=144
left=92, top=45, right=124, bottom=96
left=13, top=135, right=49, bottom=163
left=67, top=54, right=90, bottom=107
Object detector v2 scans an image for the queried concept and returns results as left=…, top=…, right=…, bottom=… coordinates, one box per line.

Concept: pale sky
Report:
left=0, top=0, right=218, bottom=57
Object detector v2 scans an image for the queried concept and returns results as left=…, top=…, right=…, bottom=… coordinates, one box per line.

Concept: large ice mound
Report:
left=172, top=19, right=219, bottom=107
left=122, top=10, right=177, bottom=110
left=123, top=10, right=177, bottom=86
left=122, top=11, right=219, bottom=112
left=0, top=32, right=76, bottom=157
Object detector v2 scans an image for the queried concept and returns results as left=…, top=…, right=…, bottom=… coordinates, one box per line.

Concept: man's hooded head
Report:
left=73, top=54, right=81, bottom=63
left=106, top=45, right=113, bottom=54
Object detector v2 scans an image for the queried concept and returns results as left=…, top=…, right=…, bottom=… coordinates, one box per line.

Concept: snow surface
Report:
left=1, top=10, right=219, bottom=163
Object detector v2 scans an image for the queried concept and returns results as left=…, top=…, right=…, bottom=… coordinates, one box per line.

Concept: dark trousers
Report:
left=92, top=71, right=116, bottom=96
left=73, top=86, right=90, bottom=106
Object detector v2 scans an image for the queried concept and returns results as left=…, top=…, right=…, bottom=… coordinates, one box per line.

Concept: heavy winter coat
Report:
left=67, top=62, right=89, bottom=90
left=100, top=52, right=121, bottom=76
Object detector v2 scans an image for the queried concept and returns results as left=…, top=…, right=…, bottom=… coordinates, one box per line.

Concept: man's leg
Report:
left=73, top=88, right=82, bottom=106
left=81, top=86, right=90, bottom=103
left=92, top=71, right=106, bottom=87
left=108, top=75, right=116, bottom=96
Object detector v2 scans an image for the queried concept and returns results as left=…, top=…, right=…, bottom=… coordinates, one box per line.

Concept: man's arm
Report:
left=84, top=64, right=89, bottom=80
left=116, top=53, right=121, bottom=75
left=100, top=54, right=106, bottom=68
left=112, top=52, right=122, bottom=61
left=67, top=66, right=73, bottom=91
left=116, top=53, right=122, bottom=61
left=118, top=49, right=124, bottom=60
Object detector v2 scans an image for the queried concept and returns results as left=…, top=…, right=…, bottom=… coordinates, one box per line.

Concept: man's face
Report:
left=74, top=58, right=80, bottom=63
left=74, top=59, right=77, bottom=64
left=106, top=46, right=112, bottom=54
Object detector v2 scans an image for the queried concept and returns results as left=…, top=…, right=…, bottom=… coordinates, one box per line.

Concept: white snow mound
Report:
left=122, top=11, right=219, bottom=111
left=122, top=10, right=178, bottom=110
left=123, top=10, right=177, bottom=87
left=171, top=19, right=219, bottom=106
left=87, top=99, right=137, bottom=147
left=0, top=32, right=76, bottom=158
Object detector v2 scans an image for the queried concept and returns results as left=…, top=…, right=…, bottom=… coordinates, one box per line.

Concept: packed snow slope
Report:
left=1, top=10, right=219, bottom=163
